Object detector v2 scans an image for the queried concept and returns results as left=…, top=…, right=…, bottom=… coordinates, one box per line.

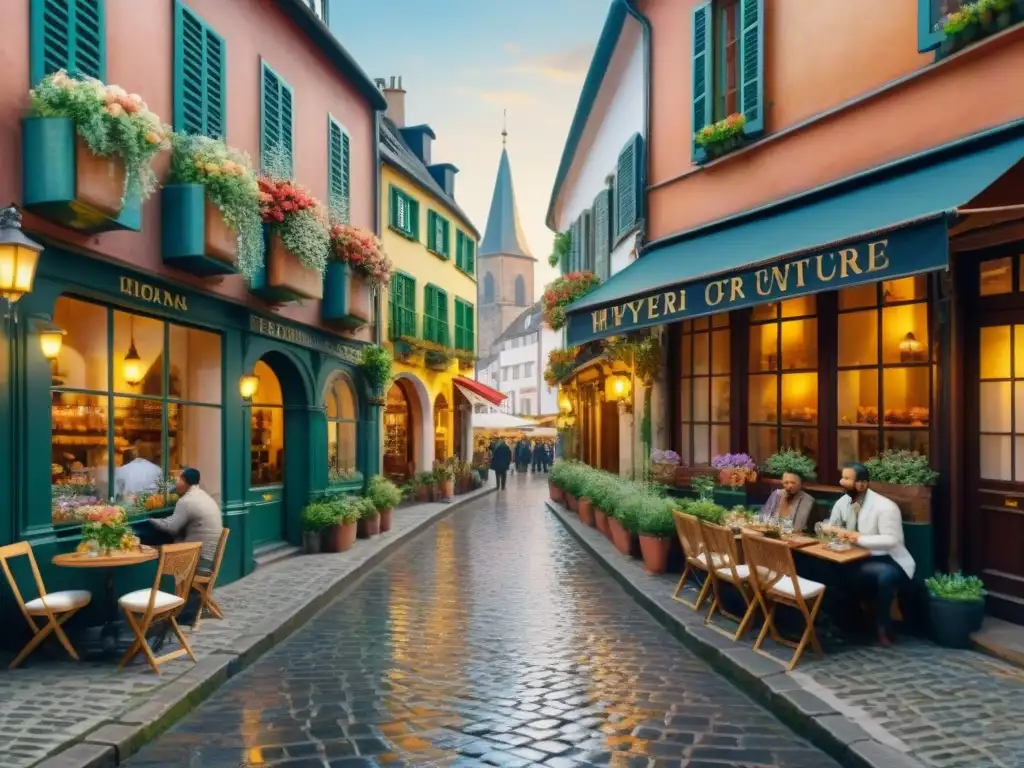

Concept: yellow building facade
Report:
left=378, top=113, right=480, bottom=480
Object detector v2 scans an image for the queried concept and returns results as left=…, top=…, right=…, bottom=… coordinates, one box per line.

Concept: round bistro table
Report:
left=52, top=546, right=159, bottom=658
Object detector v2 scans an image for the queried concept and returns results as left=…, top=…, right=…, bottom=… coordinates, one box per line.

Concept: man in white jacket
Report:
left=829, top=463, right=915, bottom=646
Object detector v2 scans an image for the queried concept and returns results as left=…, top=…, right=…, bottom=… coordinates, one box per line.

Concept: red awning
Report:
left=453, top=375, right=506, bottom=407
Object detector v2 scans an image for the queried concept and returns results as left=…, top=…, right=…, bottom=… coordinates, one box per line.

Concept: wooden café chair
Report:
left=699, top=521, right=758, bottom=640
left=670, top=511, right=713, bottom=611
left=189, top=528, right=230, bottom=631
left=0, top=542, right=92, bottom=669
left=742, top=532, right=826, bottom=670
left=118, top=542, right=202, bottom=675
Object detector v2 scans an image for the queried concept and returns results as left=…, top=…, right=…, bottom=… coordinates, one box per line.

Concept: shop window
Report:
left=50, top=297, right=222, bottom=524
left=324, top=374, right=359, bottom=483
left=976, top=324, right=1024, bottom=481
left=748, top=297, right=818, bottom=465
left=250, top=360, right=283, bottom=487
left=679, top=314, right=730, bottom=465
left=836, top=277, right=931, bottom=469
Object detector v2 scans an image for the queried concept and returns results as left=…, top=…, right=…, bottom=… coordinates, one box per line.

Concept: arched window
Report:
left=484, top=273, right=495, bottom=303
left=515, top=275, right=526, bottom=305
left=324, top=374, right=359, bottom=483
left=251, top=360, right=284, bottom=487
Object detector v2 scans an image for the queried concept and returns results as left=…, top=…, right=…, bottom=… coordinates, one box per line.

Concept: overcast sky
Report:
left=333, top=0, right=609, bottom=298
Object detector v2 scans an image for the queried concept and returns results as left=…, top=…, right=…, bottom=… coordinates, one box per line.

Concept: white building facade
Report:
left=477, top=303, right=560, bottom=418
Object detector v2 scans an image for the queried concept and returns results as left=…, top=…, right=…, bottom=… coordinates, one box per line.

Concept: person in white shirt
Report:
left=829, top=463, right=915, bottom=646
left=114, top=450, right=162, bottom=497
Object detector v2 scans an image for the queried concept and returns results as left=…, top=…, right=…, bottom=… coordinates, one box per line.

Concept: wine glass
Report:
left=781, top=517, right=794, bottom=536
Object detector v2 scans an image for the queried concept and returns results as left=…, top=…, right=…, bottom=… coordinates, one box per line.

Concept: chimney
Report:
left=379, top=75, right=406, bottom=127
left=428, top=163, right=459, bottom=199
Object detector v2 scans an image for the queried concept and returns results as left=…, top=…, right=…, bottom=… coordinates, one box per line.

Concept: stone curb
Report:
left=32, top=488, right=495, bottom=768
left=547, top=500, right=926, bottom=768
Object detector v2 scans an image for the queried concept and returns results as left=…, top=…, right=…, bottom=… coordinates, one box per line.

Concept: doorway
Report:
left=384, top=380, right=414, bottom=481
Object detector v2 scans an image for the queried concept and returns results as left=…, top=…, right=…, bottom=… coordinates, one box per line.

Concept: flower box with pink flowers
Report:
left=323, top=224, right=392, bottom=330
left=22, top=71, right=168, bottom=233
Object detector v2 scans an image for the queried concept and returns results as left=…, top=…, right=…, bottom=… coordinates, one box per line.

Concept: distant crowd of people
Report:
left=487, top=436, right=554, bottom=490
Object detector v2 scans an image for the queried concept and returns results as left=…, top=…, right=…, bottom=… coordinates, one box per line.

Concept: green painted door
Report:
left=248, top=488, right=285, bottom=547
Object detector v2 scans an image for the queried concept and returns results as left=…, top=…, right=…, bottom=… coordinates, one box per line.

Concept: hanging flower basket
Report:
left=542, top=272, right=601, bottom=330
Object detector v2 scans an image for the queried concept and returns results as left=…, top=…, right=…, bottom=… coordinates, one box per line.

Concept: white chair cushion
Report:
left=118, top=588, right=185, bottom=613
left=771, top=575, right=825, bottom=599
left=25, top=590, right=91, bottom=614
left=716, top=564, right=750, bottom=580
left=696, top=552, right=728, bottom=568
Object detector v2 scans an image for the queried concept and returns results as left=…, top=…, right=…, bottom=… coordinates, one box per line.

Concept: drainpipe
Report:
left=373, top=109, right=383, bottom=345
left=622, top=0, right=652, bottom=251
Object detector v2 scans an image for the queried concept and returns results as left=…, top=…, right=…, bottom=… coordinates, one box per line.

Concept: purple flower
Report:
left=712, top=453, right=756, bottom=471
left=652, top=449, right=681, bottom=466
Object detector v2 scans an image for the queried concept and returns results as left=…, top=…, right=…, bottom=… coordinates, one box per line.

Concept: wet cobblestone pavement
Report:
left=126, top=476, right=837, bottom=767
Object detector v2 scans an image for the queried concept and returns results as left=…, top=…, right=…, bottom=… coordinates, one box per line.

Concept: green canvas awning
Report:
left=565, top=124, right=1024, bottom=346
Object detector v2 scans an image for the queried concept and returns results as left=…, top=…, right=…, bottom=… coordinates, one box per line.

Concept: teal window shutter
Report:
left=692, top=2, right=714, bottom=163
left=261, top=62, right=293, bottom=173
left=738, top=0, right=764, bottom=137
left=615, top=134, right=641, bottom=239
left=30, top=0, right=106, bottom=86
left=593, top=188, right=612, bottom=281
left=437, top=288, right=449, bottom=345
left=389, top=272, right=417, bottom=339
left=570, top=218, right=582, bottom=272
left=427, top=211, right=436, bottom=251
left=918, top=0, right=945, bottom=52
left=173, top=2, right=225, bottom=138
left=389, top=187, right=399, bottom=230
left=328, top=117, right=350, bottom=221
left=465, top=237, right=475, bottom=276
left=410, top=199, right=420, bottom=240
left=581, top=209, right=594, bottom=272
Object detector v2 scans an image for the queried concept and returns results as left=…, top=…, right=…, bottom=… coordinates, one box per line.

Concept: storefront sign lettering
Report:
left=249, top=316, right=361, bottom=364
left=571, top=218, right=949, bottom=345
left=119, top=277, right=188, bottom=311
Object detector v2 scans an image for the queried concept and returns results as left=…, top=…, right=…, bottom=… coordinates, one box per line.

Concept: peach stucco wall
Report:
left=641, top=0, right=1024, bottom=241
left=0, top=0, right=377, bottom=336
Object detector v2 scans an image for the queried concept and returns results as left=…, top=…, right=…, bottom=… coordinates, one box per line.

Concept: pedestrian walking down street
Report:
left=490, top=438, right=511, bottom=490
left=531, top=440, right=544, bottom=473
left=542, top=442, right=552, bottom=473
left=515, top=436, right=531, bottom=474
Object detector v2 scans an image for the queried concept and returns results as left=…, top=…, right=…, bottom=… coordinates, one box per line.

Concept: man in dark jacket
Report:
left=515, top=437, right=530, bottom=473
left=532, top=441, right=544, bottom=473
left=490, top=439, right=512, bottom=490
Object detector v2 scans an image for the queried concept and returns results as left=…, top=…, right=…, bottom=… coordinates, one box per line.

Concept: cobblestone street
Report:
left=125, top=475, right=834, bottom=768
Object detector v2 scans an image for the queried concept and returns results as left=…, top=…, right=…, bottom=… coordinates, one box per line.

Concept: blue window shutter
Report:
left=918, top=0, right=944, bottom=52
left=615, top=134, right=641, bottom=239
left=261, top=62, right=293, bottom=173
left=581, top=209, right=594, bottom=272
left=328, top=117, right=349, bottom=221
left=31, top=0, right=106, bottom=86
left=174, top=2, right=225, bottom=138
left=280, top=80, right=294, bottom=173
left=593, top=188, right=612, bottom=281
left=738, top=0, right=765, bottom=137
left=692, top=2, right=714, bottom=163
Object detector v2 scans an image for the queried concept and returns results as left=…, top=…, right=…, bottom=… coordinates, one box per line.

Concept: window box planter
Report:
left=322, top=261, right=372, bottom=330
left=21, top=116, right=140, bottom=233
left=938, top=3, right=1022, bottom=56
left=425, top=350, right=451, bottom=371
left=702, top=133, right=747, bottom=161
left=393, top=339, right=419, bottom=364
left=250, top=226, right=324, bottom=302
left=161, top=184, right=239, bottom=277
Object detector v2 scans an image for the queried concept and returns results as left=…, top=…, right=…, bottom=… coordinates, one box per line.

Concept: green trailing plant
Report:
left=301, top=502, right=337, bottom=532
left=168, top=133, right=264, bottom=278
left=358, top=344, right=394, bottom=399
left=366, top=475, right=402, bottom=511
left=634, top=497, right=676, bottom=538
left=760, top=449, right=818, bottom=482
left=29, top=71, right=170, bottom=202
left=864, top=450, right=939, bottom=486
left=259, top=144, right=331, bottom=273
left=691, top=474, right=717, bottom=499
left=548, top=229, right=572, bottom=268
left=925, top=572, right=985, bottom=602
left=680, top=498, right=727, bottom=525
left=604, top=333, right=662, bottom=386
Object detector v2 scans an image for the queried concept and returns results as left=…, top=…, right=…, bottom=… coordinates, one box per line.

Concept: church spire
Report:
left=480, top=116, right=533, bottom=260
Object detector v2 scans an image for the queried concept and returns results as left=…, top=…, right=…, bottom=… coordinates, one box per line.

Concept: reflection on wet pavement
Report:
left=126, top=475, right=837, bottom=767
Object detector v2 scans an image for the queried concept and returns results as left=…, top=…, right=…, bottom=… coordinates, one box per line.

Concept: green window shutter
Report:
left=30, top=0, right=106, bottom=86
left=615, top=134, right=641, bottom=238
left=918, top=0, right=944, bottom=52
left=437, top=289, right=449, bottom=345
left=410, top=199, right=420, bottom=240
left=738, top=0, right=765, bottom=137
left=691, top=2, right=714, bottom=163
left=465, top=238, right=474, bottom=276
left=261, top=62, right=293, bottom=173
left=427, top=211, right=436, bottom=251
left=581, top=210, right=594, bottom=272
left=593, top=188, right=612, bottom=281
left=455, top=230, right=463, bottom=269
left=466, top=304, right=475, bottom=351
left=389, top=187, right=399, bottom=230
left=173, top=2, right=225, bottom=138
left=328, top=117, right=350, bottom=221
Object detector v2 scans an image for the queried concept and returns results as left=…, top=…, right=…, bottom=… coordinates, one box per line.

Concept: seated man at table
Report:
left=146, top=467, right=223, bottom=576
left=829, top=463, right=915, bottom=646
left=761, top=470, right=815, bottom=531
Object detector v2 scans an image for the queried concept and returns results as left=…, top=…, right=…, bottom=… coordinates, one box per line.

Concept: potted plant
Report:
left=691, top=473, right=717, bottom=502
left=252, top=146, right=329, bottom=301
left=436, top=459, right=456, bottom=498
left=356, top=497, right=381, bottom=539
left=608, top=492, right=641, bottom=558
left=684, top=499, right=728, bottom=526
left=863, top=450, right=939, bottom=523
left=325, top=223, right=392, bottom=329
left=358, top=345, right=394, bottom=405
left=636, top=497, right=676, bottom=574
left=759, top=449, right=817, bottom=483
left=23, top=71, right=168, bottom=231
left=323, top=498, right=358, bottom=552
left=163, top=133, right=263, bottom=278
left=367, top=475, right=402, bottom=533
left=542, top=272, right=601, bottom=331
left=694, top=113, right=747, bottom=161
left=544, top=348, right=578, bottom=388
left=78, top=506, right=131, bottom=556
left=925, top=572, right=986, bottom=648
left=300, top=502, right=334, bottom=554
left=651, top=449, right=682, bottom=485
left=411, top=472, right=434, bottom=502
left=712, top=453, right=757, bottom=506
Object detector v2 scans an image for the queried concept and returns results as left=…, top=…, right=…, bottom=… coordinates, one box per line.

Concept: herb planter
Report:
left=578, top=498, right=595, bottom=527
left=566, top=493, right=579, bottom=513
left=250, top=227, right=324, bottom=302
left=323, top=261, right=372, bottom=329
left=608, top=517, right=638, bottom=557
left=357, top=512, right=380, bottom=539
left=426, top=351, right=451, bottom=371
left=872, top=483, right=932, bottom=523
left=639, top=535, right=671, bottom=574
left=929, top=596, right=985, bottom=649
left=161, top=184, right=240, bottom=276
left=21, top=116, right=141, bottom=233
left=379, top=508, right=393, bottom=533
left=302, top=530, right=322, bottom=554
left=594, top=508, right=611, bottom=537
left=549, top=481, right=564, bottom=503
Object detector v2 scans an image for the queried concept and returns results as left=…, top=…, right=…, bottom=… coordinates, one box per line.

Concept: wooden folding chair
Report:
left=671, top=511, right=713, bottom=611
left=742, top=532, right=826, bottom=670
left=118, top=542, right=202, bottom=675
left=699, top=521, right=758, bottom=640
left=0, top=542, right=92, bottom=669
left=190, top=528, right=230, bottom=631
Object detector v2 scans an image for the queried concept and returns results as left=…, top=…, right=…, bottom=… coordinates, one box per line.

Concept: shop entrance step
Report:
left=254, top=541, right=301, bottom=570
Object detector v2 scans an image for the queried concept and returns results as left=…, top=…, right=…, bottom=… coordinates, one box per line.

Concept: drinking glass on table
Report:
left=781, top=517, right=794, bottom=536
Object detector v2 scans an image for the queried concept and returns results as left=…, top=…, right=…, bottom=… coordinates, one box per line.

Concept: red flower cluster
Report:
left=541, top=271, right=601, bottom=330
left=544, top=348, right=578, bottom=388
left=329, top=224, right=393, bottom=285
left=258, top=177, right=318, bottom=224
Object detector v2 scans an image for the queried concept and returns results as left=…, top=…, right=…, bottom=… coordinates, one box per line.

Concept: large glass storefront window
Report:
left=679, top=315, right=730, bottom=464
left=325, top=374, right=360, bottom=484
left=51, top=297, right=222, bottom=524
left=836, top=277, right=931, bottom=468
left=250, top=360, right=284, bottom=487
left=748, top=296, right=819, bottom=464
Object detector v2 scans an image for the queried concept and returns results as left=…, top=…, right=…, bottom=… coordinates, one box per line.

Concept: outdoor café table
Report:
left=797, top=542, right=872, bottom=564
left=52, top=545, right=159, bottom=657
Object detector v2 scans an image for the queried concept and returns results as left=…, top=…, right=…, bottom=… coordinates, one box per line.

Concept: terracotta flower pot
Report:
left=337, top=521, right=357, bottom=552
left=578, top=498, right=595, bottom=527
left=358, top=513, right=381, bottom=539
left=566, top=493, right=579, bottom=512
left=442, top=479, right=455, bottom=498
left=549, top=482, right=564, bottom=503
left=639, top=535, right=671, bottom=575
left=322, top=524, right=347, bottom=553
left=267, top=234, right=324, bottom=300
left=75, top=136, right=125, bottom=218
left=416, top=487, right=429, bottom=502
left=608, top=517, right=633, bottom=557
left=204, top=197, right=237, bottom=265
left=594, top=508, right=610, bottom=537
left=379, top=508, right=393, bottom=533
